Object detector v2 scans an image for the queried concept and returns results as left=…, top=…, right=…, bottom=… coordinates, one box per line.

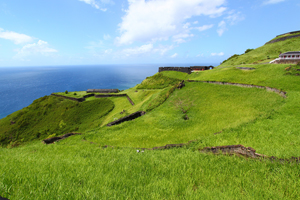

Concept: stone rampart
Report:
left=43, top=133, right=82, bottom=144
left=265, top=34, right=300, bottom=45
left=95, top=94, right=134, bottom=105
left=186, top=80, right=287, bottom=98
left=159, top=67, right=191, bottom=74
left=87, top=89, right=119, bottom=93
left=107, top=111, right=145, bottom=126
left=51, top=93, right=85, bottom=102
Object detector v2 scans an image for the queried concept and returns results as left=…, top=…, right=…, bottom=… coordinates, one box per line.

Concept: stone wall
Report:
left=107, top=111, right=145, bottom=126
left=159, top=67, right=191, bottom=74
left=87, top=89, right=119, bottom=93
left=265, top=34, right=300, bottom=45
left=159, top=66, right=214, bottom=74
left=43, top=133, right=82, bottom=144
left=51, top=93, right=85, bottom=102
left=273, top=59, right=300, bottom=64
left=95, top=94, right=134, bottom=105
left=186, top=80, right=287, bottom=98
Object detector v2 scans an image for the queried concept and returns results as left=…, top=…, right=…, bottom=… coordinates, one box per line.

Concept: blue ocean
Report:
left=0, top=64, right=216, bottom=119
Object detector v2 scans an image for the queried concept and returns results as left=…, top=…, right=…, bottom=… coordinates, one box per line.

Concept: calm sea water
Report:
left=0, top=64, right=217, bottom=119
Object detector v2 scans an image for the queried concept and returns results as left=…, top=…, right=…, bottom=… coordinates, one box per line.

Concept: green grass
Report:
left=1, top=35, right=300, bottom=199
left=0, top=96, right=114, bottom=146
left=267, top=32, right=300, bottom=42
left=84, top=82, right=283, bottom=149
left=220, top=36, right=300, bottom=65
left=1, top=139, right=300, bottom=200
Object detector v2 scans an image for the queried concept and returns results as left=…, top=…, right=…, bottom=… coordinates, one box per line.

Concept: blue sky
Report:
left=0, top=0, right=299, bottom=67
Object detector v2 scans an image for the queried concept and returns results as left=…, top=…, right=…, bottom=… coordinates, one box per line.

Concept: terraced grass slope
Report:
left=0, top=96, right=114, bottom=147
left=1, top=33, right=300, bottom=199
left=220, top=35, right=300, bottom=65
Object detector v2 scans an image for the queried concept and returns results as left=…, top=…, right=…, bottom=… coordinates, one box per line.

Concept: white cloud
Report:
left=193, top=24, right=214, bottom=32
left=225, top=11, right=245, bottom=25
left=0, top=28, right=33, bottom=44
left=14, top=40, right=57, bottom=58
left=170, top=53, right=178, bottom=58
left=173, top=33, right=194, bottom=44
left=79, top=0, right=113, bottom=11
left=103, top=34, right=111, bottom=40
left=122, top=44, right=153, bottom=56
left=217, top=20, right=226, bottom=36
left=116, top=0, right=226, bottom=45
left=153, top=45, right=174, bottom=55
left=104, top=49, right=112, bottom=54
left=263, top=0, right=286, bottom=5
left=211, top=52, right=224, bottom=56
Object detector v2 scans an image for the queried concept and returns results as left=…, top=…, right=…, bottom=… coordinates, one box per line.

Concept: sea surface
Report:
left=0, top=64, right=217, bottom=119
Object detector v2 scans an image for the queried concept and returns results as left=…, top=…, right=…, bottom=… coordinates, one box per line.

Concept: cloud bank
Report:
left=116, top=0, right=227, bottom=45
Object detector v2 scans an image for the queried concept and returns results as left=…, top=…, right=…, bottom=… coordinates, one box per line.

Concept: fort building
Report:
left=270, top=51, right=300, bottom=64
left=159, top=66, right=214, bottom=74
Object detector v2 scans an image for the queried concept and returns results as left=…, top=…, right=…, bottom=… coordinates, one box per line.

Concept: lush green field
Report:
left=220, top=36, right=300, bottom=65
left=1, top=34, right=300, bottom=199
left=0, top=96, right=114, bottom=146
left=1, top=139, right=300, bottom=200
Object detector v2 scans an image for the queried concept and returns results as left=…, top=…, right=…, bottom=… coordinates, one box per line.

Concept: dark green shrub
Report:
left=65, top=90, right=68, bottom=94
left=74, top=93, right=77, bottom=95
left=245, top=49, right=254, bottom=54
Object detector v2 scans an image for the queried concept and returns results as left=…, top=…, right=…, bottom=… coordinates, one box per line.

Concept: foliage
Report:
left=65, top=90, right=68, bottom=94
left=220, top=36, right=300, bottom=66
left=1, top=142, right=300, bottom=199
left=137, top=73, right=182, bottom=89
left=0, top=96, right=114, bottom=146
left=221, top=54, right=240, bottom=64
left=245, top=48, right=254, bottom=53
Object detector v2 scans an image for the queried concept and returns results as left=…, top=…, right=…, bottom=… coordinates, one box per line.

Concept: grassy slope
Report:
left=0, top=96, right=114, bottom=146
left=1, top=139, right=299, bottom=200
left=1, top=35, right=300, bottom=199
left=84, top=82, right=283, bottom=149
left=220, top=37, right=300, bottom=65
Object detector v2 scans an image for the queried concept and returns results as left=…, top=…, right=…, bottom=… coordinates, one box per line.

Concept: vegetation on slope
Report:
left=137, top=72, right=181, bottom=89
left=0, top=96, right=114, bottom=147
left=1, top=33, right=300, bottom=199
left=221, top=36, right=300, bottom=65
left=1, top=140, right=300, bottom=200
left=84, top=82, right=283, bottom=148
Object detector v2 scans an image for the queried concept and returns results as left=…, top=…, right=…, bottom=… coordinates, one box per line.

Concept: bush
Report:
left=74, top=92, right=77, bottom=95
left=65, top=90, right=68, bottom=94
left=245, top=49, right=254, bottom=54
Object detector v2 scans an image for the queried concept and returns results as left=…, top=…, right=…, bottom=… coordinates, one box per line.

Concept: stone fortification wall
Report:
left=87, top=89, right=119, bottom=93
left=95, top=94, right=134, bottom=105
left=273, top=59, right=300, bottom=64
left=51, top=93, right=85, bottom=102
left=186, top=80, right=287, bottom=98
left=159, top=67, right=191, bottom=74
left=265, top=34, right=300, bottom=45
left=107, top=111, right=145, bottom=126
left=276, top=30, right=300, bottom=37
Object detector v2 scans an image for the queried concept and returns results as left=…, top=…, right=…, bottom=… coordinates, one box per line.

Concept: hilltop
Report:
left=1, top=33, right=300, bottom=199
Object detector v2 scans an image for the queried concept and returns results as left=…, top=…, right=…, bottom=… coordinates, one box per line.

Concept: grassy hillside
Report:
left=1, top=34, right=300, bottom=199
left=220, top=36, right=300, bottom=65
left=0, top=96, right=114, bottom=147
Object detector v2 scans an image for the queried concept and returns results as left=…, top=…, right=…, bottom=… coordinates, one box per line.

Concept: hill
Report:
left=1, top=33, right=300, bottom=199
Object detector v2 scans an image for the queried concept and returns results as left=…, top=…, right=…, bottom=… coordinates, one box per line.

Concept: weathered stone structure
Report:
left=107, top=111, right=145, bottom=126
left=87, top=89, right=119, bottom=93
left=270, top=51, right=300, bottom=64
left=159, top=66, right=214, bottom=74
left=43, top=133, right=82, bottom=144
left=265, top=30, right=300, bottom=45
